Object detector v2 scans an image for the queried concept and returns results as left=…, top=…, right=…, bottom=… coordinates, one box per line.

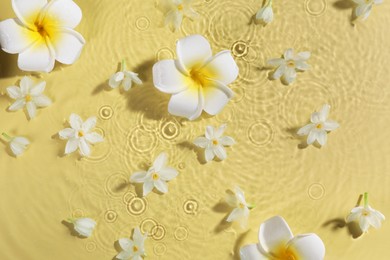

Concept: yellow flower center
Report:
left=35, top=21, right=49, bottom=38
left=238, top=203, right=245, bottom=209
left=287, top=60, right=295, bottom=68
left=78, top=131, right=85, bottom=137
left=133, top=246, right=138, bottom=252
left=177, top=4, right=184, bottom=11
left=190, top=69, right=208, bottom=87
left=280, top=249, right=298, bottom=260
left=25, top=94, right=32, bottom=102
left=27, top=13, right=61, bottom=44
left=152, top=173, right=159, bottom=181
left=362, top=210, right=370, bottom=216
left=316, top=123, right=323, bottom=129
left=212, top=139, right=218, bottom=145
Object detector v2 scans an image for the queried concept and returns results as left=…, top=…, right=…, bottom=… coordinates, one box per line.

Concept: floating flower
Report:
left=58, top=113, right=104, bottom=157
left=240, top=216, right=325, bottom=260
left=2, top=133, right=30, bottom=157
left=268, top=48, right=310, bottom=85
left=68, top=218, right=96, bottom=238
left=158, top=0, right=198, bottom=31
left=116, top=227, right=147, bottom=260
left=109, top=60, right=142, bottom=91
left=130, top=153, right=178, bottom=197
left=226, top=186, right=254, bottom=228
left=153, top=34, right=239, bottom=120
left=352, top=0, right=382, bottom=21
left=193, top=124, right=235, bottom=162
left=255, top=0, right=274, bottom=25
left=297, top=104, right=339, bottom=146
left=0, top=0, right=85, bottom=72
left=6, top=76, right=52, bottom=119
left=346, top=192, right=385, bottom=233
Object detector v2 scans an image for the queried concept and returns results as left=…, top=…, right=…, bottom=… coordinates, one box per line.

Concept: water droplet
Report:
left=183, top=199, right=198, bottom=215
left=104, top=210, right=118, bottom=223
left=308, top=183, right=326, bottom=200
left=174, top=226, right=189, bottom=241
left=127, top=197, right=147, bottom=215
left=99, top=105, right=113, bottom=120
left=231, top=41, right=249, bottom=58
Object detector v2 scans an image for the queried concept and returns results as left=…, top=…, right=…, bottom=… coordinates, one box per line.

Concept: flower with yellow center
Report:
left=158, top=0, right=199, bottom=31
left=297, top=104, right=339, bottom=147
left=193, top=124, right=235, bottom=162
left=6, top=76, right=52, bottom=120
left=352, top=0, right=382, bottom=21
left=109, top=60, right=143, bottom=91
left=226, top=186, right=254, bottom=228
left=130, top=153, right=178, bottom=197
left=0, top=0, right=85, bottom=72
left=116, top=227, right=147, bottom=260
left=346, top=192, right=385, bottom=233
left=68, top=217, right=96, bottom=238
left=153, top=35, right=239, bottom=120
left=240, top=216, right=325, bottom=260
left=58, top=113, right=104, bottom=157
left=267, top=48, right=310, bottom=85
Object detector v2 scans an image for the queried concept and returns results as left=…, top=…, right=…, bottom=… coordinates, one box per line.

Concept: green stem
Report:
left=67, top=218, right=75, bottom=223
left=364, top=192, right=369, bottom=207
left=266, top=0, right=273, bottom=7
left=121, top=59, right=126, bottom=71
left=247, top=204, right=256, bottom=210
left=1, top=132, right=12, bottom=142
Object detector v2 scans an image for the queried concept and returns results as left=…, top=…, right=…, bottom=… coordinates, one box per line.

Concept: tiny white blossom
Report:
left=109, top=60, right=142, bottom=91
left=2, top=133, right=30, bottom=157
left=130, top=153, right=178, bottom=197
left=297, top=104, right=339, bottom=146
left=116, top=227, right=147, bottom=260
left=7, top=76, right=52, bottom=120
left=226, top=186, right=253, bottom=228
left=255, top=0, right=274, bottom=25
left=193, top=124, right=235, bottom=162
left=352, top=0, right=382, bottom=21
left=70, top=218, right=96, bottom=238
left=158, top=0, right=199, bottom=31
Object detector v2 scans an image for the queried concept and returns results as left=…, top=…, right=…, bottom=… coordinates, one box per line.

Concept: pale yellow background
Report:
left=0, top=0, right=389, bottom=259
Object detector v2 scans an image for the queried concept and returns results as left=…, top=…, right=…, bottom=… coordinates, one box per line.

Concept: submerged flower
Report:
left=0, top=0, right=85, bottom=72
left=297, top=104, right=339, bottom=146
left=346, top=192, right=385, bottom=233
left=59, top=113, right=104, bottom=157
left=240, top=216, right=325, bottom=260
left=255, top=0, right=274, bottom=24
left=116, top=227, right=147, bottom=260
left=2, top=133, right=30, bottom=156
left=158, top=0, right=198, bottom=31
left=268, top=48, right=310, bottom=85
left=7, top=76, right=51, bottom=119
left=226, top=186, right=254, bottom=228
left=153, top=34, right=239, bottom=120
left=352, top=0, right=382, bottom=21
left=109, top=60, right=142, bottom=91
left=130, top=153, right=178, bottom=197
left=193, top=124, right=235, bottom=162
left=69, top=218, right=96, bottom=238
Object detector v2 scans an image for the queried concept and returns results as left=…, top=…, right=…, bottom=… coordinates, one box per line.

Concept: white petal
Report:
left=374, top=0, right=383, bottom=4
left=361, top=6, right=372, bottom=20
left=346, top=211, right=361, bottom=223
left=205, top=126, right=215, bottom=140
left=240, top=244, right=267, bottom=260
left=153, top=152, right=168, bottom=172
left=316, top=131, right=327, bottom=146
left=310, top=112, right=321, bottom=124
left=234, top=186, right=246, bottom=204
left=297, top=124, right=314, bottom=136
left=202, top=50, right=239, bottom=85
left=356, top=4, right=370, bottom=17
left=295, top=61, right=310, bottom=71
left=52, top=29, right=85, bottom=65
left=152, top=59, right=188, bottom=94
left=130, top=171, right=147, bottom=183
left=143, top=181, right=154, bottom=196
left=109, top=72, right=124, bottom=88
left=29, top=81, right=46, bottom=96
left=273, top=64, right=286, bottom=80
left=176, top=34, right=212, bottom=72
left=18, top=40, right=55, bottom=72
left=26, top=101, right=37, bottom=119
left=193, top=137, right=209, bottom=148
left=284, top=48, right=294, bottom=60
left=296, top=51, right=311, bottom=61
left=11, top=0, right=47, bottom=28
left=82, top=116, right=97, bottom=132
left=13, top=136, right=30, bottom=145
left=226, top=193, right=238, bottom=207
left=373, top=210, right=385, bottom=221
left=256, top=7, right=273, bottom=23
left=203, top=81, right=234, bottom=116
left=65, top=138, right=79, bottom=154
left=85, top=132, right=103, bottom=144
left=133, top=227, right=146, bottom=246
left=120, top=76, right=131, bottom=91
left=6, top=86, right=22, bottom=99
left=0, top=18, right=39, bottom=54
left=69, top=113, right=82, bottom=130
left=9, top=99, right=25, bottom=111
left=118, top=238, right=133, bottom=251
left=59, top=128, right=75, bottom=139
left=126, top=72, right=143, bottom=85
left=215, top=124, right=227, bottom=138
left=219, top=136, right=235, bottom=146
left=205, top=147, right=215, bottom=162
left=10, top=137, right=29, bottom=156
left=159, top=167, right=178, bottom=181
left=283, top=68, right=297, bottom=85
left=116, top=250, right=132, bottom=260
left=287, top=234, right=325, bottom=260
left=79, top=138, right=91, bottom=156
left=20, top=76, right=33, bottom=94
left=359, top=217, right=370, bottom=232
left=33, top=95, right=51, bottom=107
left=213, top=145, right=227, bottom=160
left=166, top=10, right=183, bottom=31
left=367, top=215, right=382, bottom=229
left=323, top=120, right=339, bottom=131
left=319, top=104, right=330, bottom=121
left=226, top=208, right=245, bottom=222
left=258, top=216, right=293, bottom=255
left=168, top=87, right=203, bottom=120
left=44, top=0, right=82, bottom=28
left=267, top=58, right=285, bottom=67
left=307, top=130, right=317, bottom=145
left=154, top=179, right=168, bottom=194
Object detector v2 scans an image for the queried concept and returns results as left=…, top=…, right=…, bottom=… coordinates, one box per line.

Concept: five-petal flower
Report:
left=130, top=153, right=178, bottom=197
left=153, top=34, right=239, bottom=120
left=2, top=132, right=30, bottom=157
left=193, top=124, right=235, bottom=162
left=116, top=227, right=147, bottom=260
left=7, top=76, right=52, bottom=119
left=226, top=186, right=253, bottom=228
left=352, top=0, right=382, bottom=21
left=0, top=0, right=85, bottom=72
left=109, top=60, right=142, bottom=91
left=268, top=48, right=310, bottom=85
left=240, top=216, right=325, bottom=260
left=158, top=0, right=198, bottom=31
left=69, top=217, right=96, bottom=238
left=297, top=104, right=339, bottom=146
left=59, top=113, right=104, bottom=157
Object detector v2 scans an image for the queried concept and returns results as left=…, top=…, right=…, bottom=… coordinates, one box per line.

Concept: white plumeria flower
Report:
left=109, top=60, right=142, bottom=91
left=268, top=48, right=310, bottom=85
left=159, top=0, right=198, bottom=31
left=297, top=104, right=339, bottom=146
left=130, top=153, right=178, bottom=197
left=353, top=0, right=382, bottom=21
left=116, top=227, right=147, bottom=260
left=2, top=133, right=30, bottom=157
left=240, top=216, right=325, bottom=260
left=255, top=0, right=274, bottom=24
left=226, top=186, right=254, bottom=228
left=193, top=124, right=235, bottom=162
left=0, top=0, right=85, bottom=72
left=153, top=35, right=239, bottom=120
left=69, top=218, right=96, bottom=238
left=58, top=113, right=104, bottom=157
left=7, top=76, right=52, bottom=120
left=346, top=192, right=385, bottom=233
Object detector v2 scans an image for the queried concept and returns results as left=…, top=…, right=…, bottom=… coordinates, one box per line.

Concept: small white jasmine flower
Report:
left=130, top=153, right=178, bottom=197
left=268, top=48, right=310, bottom=85
left=2, top=133, right=30, bottom=157
left=193, top=124, right=235, bottom=162
left=69, top=218, right=96, bottom=238
left=346, top=192, right=385, bottom=233
left=240, top=216, right=325, bottom=260
left=58, top=113, right=104, bottom=157
left=109, top=60, right=142, bottom=91
left=297, top=104, right=339, bottom=146
left=116, top=227, right=147, bottom=260
left=353, top=0, right=382, bottom=21
left=159, top=0, right=199, bottom=31
left=7, top=76, right=52, bottom=120
left=255, top=0, right=274, bottom=24
left=226, top=186, right=254, bottom=228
